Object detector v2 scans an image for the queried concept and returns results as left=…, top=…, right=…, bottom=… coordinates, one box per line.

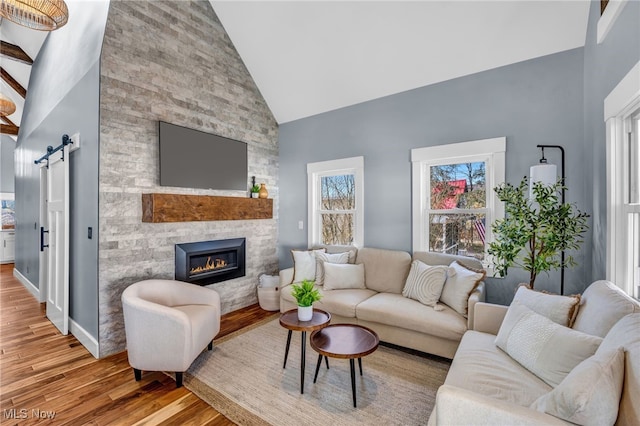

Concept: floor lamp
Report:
left=530, top=144, right=566, bottom=295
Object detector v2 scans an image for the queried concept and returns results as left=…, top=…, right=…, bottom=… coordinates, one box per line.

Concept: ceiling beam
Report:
left=0, top=41, right=33, bottom=65
left=1, top=123, right=20, bottom=135
left=1, top=116, right=16, bottom=126
left=1, top=67, right=27, bottom=98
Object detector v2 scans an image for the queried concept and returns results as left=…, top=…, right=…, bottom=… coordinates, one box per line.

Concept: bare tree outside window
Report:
left=428, top=162, right=487, bottom=260
left=320, top=174, right=355, bottom=245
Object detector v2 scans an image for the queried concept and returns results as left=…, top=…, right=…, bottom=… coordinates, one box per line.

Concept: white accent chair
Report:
left=121, top=279, right=221, bottom=387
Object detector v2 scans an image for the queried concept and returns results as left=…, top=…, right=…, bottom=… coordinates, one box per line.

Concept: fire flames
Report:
left=190, top=257, right=228, bottom=275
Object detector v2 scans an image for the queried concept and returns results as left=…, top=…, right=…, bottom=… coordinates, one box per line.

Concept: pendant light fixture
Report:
left=0, top=0, right=69, bottom=31
left=0, top=93, right=16, bottom=117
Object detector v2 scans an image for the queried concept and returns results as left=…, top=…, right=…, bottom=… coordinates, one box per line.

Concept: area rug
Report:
left=184, top=317, right=450, bottom=425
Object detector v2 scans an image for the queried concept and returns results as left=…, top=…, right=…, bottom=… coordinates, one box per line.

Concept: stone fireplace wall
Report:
left=98, top=1, right=278, bottom=356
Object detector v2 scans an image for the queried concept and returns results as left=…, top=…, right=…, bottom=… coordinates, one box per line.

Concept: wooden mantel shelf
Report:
left=142, top=193, right=273, bottom=223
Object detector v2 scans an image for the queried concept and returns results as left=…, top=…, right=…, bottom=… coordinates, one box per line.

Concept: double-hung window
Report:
left=411, top=138, right=506, bottom=266
left=307, top=156, right=364, bottom=247
left=605, top=61, right=640, bottom=299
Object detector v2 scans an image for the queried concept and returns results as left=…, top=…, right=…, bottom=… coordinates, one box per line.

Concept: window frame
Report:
left=307, top=156, right=364, bottom=248
left=411, top=137, right=506, bottom=269
left=605, top=61, right=640, bottom=298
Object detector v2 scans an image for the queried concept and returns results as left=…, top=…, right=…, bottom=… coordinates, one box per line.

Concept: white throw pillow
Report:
left=530, top=348, right=624, bottom=426
left=495, top=302, right=603, bottom=387
left=323, top=263, right=366, bottom=291
left=439, top=261, right=485, bottom=317
left=512, top=285, right=581, bottom=327
left=291, top=249, right=326, bottom=283
left=402, top=260, right=448, bottom=307
left=315, top=251, right=350, bottom=286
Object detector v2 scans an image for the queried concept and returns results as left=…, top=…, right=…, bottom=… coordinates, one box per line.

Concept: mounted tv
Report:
left=159, top=121, right=247, bottom=191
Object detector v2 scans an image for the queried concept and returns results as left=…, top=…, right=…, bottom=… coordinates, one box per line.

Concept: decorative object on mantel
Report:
left=290, top=279, right=321, bottom=321
left=141, top=193, right=273, bottom=223
left=258, top=183, right=268, bottom=199
left=0, top=93, right=16, bottom=116
left=249, top=176, right=259, bottom=198
left=0, top=0, right=69, bottom=31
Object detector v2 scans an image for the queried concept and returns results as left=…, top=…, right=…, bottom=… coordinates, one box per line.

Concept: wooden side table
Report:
left=279, top=308, right=331, bottom=394
left=310, top=324, right=379, bottom=407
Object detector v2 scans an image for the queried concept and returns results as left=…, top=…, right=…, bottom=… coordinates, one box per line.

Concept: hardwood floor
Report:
left=0, top=263, right=276, bottom=425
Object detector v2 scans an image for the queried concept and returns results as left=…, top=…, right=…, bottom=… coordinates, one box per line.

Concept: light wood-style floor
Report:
left=0, top=263, right=275, bottom=425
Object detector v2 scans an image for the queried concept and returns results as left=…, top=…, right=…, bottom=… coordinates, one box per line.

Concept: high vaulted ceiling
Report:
left=212, top=1, right=591, bottom=124
left=1, top=18, right=47, bottom=137
left=1, top=1, right=592, bottom=135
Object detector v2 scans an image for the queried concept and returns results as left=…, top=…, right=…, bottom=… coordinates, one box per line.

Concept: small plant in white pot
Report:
left=290, top=279, right=321, bottom=321
left=250, top=184, right=260, bottom=198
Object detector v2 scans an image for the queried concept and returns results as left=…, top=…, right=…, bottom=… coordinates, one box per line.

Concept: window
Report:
left=411, top=138, right=506, bottom=267
left=605, top=61, right=640, bottom=299
left=307, top=156, right=364, bottom=247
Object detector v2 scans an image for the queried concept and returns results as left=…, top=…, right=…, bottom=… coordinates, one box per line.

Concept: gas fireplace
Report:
left=175, top=238, right=246, bottom=285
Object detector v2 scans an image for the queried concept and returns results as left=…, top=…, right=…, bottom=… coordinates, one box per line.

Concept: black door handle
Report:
left=40, top=227, right=49, bottom=252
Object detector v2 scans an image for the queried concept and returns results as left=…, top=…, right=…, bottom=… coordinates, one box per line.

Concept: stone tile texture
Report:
left=99, top=0, right=279, bottom=356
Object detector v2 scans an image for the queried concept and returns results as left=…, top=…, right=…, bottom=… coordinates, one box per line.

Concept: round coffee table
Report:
left=310, top=324, right=379, bottom=407
left=279, top=308, right=331, bottom=394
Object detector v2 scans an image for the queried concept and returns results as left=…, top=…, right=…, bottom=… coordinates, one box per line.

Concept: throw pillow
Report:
left=402, top=260, right=448, bottom=307
left=291, top=249, right=326, bottom=283
left=315, top=251, right=350, bottom=286
left=323, top=263, right=366, bottom=291
left=512, top=285, right=581, bottom=327
left=439, top=261, right=485, bottom=317
left=495, top=302, right=603, bottom=387
left=530, top=348, right=624, bottom=426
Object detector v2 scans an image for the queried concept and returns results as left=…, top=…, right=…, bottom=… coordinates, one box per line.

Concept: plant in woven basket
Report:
left=487, top=177, right=589, bottom=289
left=290, top=279, right=321, bottom=307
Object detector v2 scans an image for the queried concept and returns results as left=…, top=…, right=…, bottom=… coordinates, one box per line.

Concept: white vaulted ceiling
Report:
left=1, top=18, right=48, bottom=132
left=211, top=1, right=591, bottom=124
left=1, top=1, right=592, bottom=132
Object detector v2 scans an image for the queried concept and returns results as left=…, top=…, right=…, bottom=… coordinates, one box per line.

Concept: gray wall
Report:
left=97, top=0, right=279, bottom=356
left=1, top=136, right=15, bottom=193
left=583, top=0, right=640, bottom=281
left=14, top=1, right=109, bottom=339
left=279, top=48, right=588, bottom=305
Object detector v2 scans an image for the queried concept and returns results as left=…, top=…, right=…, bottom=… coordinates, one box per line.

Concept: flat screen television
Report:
left=159, top=121, right=248, bottom=191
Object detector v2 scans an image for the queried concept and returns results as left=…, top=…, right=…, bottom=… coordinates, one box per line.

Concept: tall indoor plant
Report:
left=488, top=177, right=589, bottom=289
left=290, top=279, right=322, bottom=321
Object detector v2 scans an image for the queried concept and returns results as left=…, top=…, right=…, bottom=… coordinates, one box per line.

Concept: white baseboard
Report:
left=13, top=267, right=100, bottom=358
left=13, top=268, right=43, bottom=302
left=70, top=319, right=100, bottom=359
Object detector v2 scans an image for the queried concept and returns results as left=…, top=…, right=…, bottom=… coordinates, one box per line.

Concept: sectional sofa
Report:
left=430, top=280, right=640, bottom=425
left=279, top=246, right=486, bottom=359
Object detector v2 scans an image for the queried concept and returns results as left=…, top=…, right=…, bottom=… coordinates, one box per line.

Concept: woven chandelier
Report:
left=0, top=0, right=68, bottom=31
left=0, top=93, right=16, bottom=117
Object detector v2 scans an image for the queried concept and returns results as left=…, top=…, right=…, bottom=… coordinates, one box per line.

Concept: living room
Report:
left=1, top=0, right=638, bottom=424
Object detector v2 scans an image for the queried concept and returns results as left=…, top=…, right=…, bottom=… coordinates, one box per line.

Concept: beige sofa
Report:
left=430, top=280, right=640, bottom=425
left=279, top=247, right=485, bottom=359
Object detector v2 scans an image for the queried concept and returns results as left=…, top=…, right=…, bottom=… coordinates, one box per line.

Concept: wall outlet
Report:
left=298, top=220, right=304, bottom=230
left=69, top=132, right=80, bottom=152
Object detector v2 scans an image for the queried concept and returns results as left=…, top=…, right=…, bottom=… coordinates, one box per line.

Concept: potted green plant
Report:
left=290, top=279, right=322, bottom=321
left=487, top=177, right=589, bottom=290
left=250, top=184, right=260, bottom=198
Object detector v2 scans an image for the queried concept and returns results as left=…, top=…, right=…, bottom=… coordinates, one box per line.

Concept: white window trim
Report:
left=597, top=0, right=629, bottom=44
left=411, top=137, right=506, bottom=271
left=307, top=156, right=364, bottom=248
left=605, top=61, right=640, bottom=297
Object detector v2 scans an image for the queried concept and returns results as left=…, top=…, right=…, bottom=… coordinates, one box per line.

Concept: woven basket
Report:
left=257, top=285, right=280, bottom=311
